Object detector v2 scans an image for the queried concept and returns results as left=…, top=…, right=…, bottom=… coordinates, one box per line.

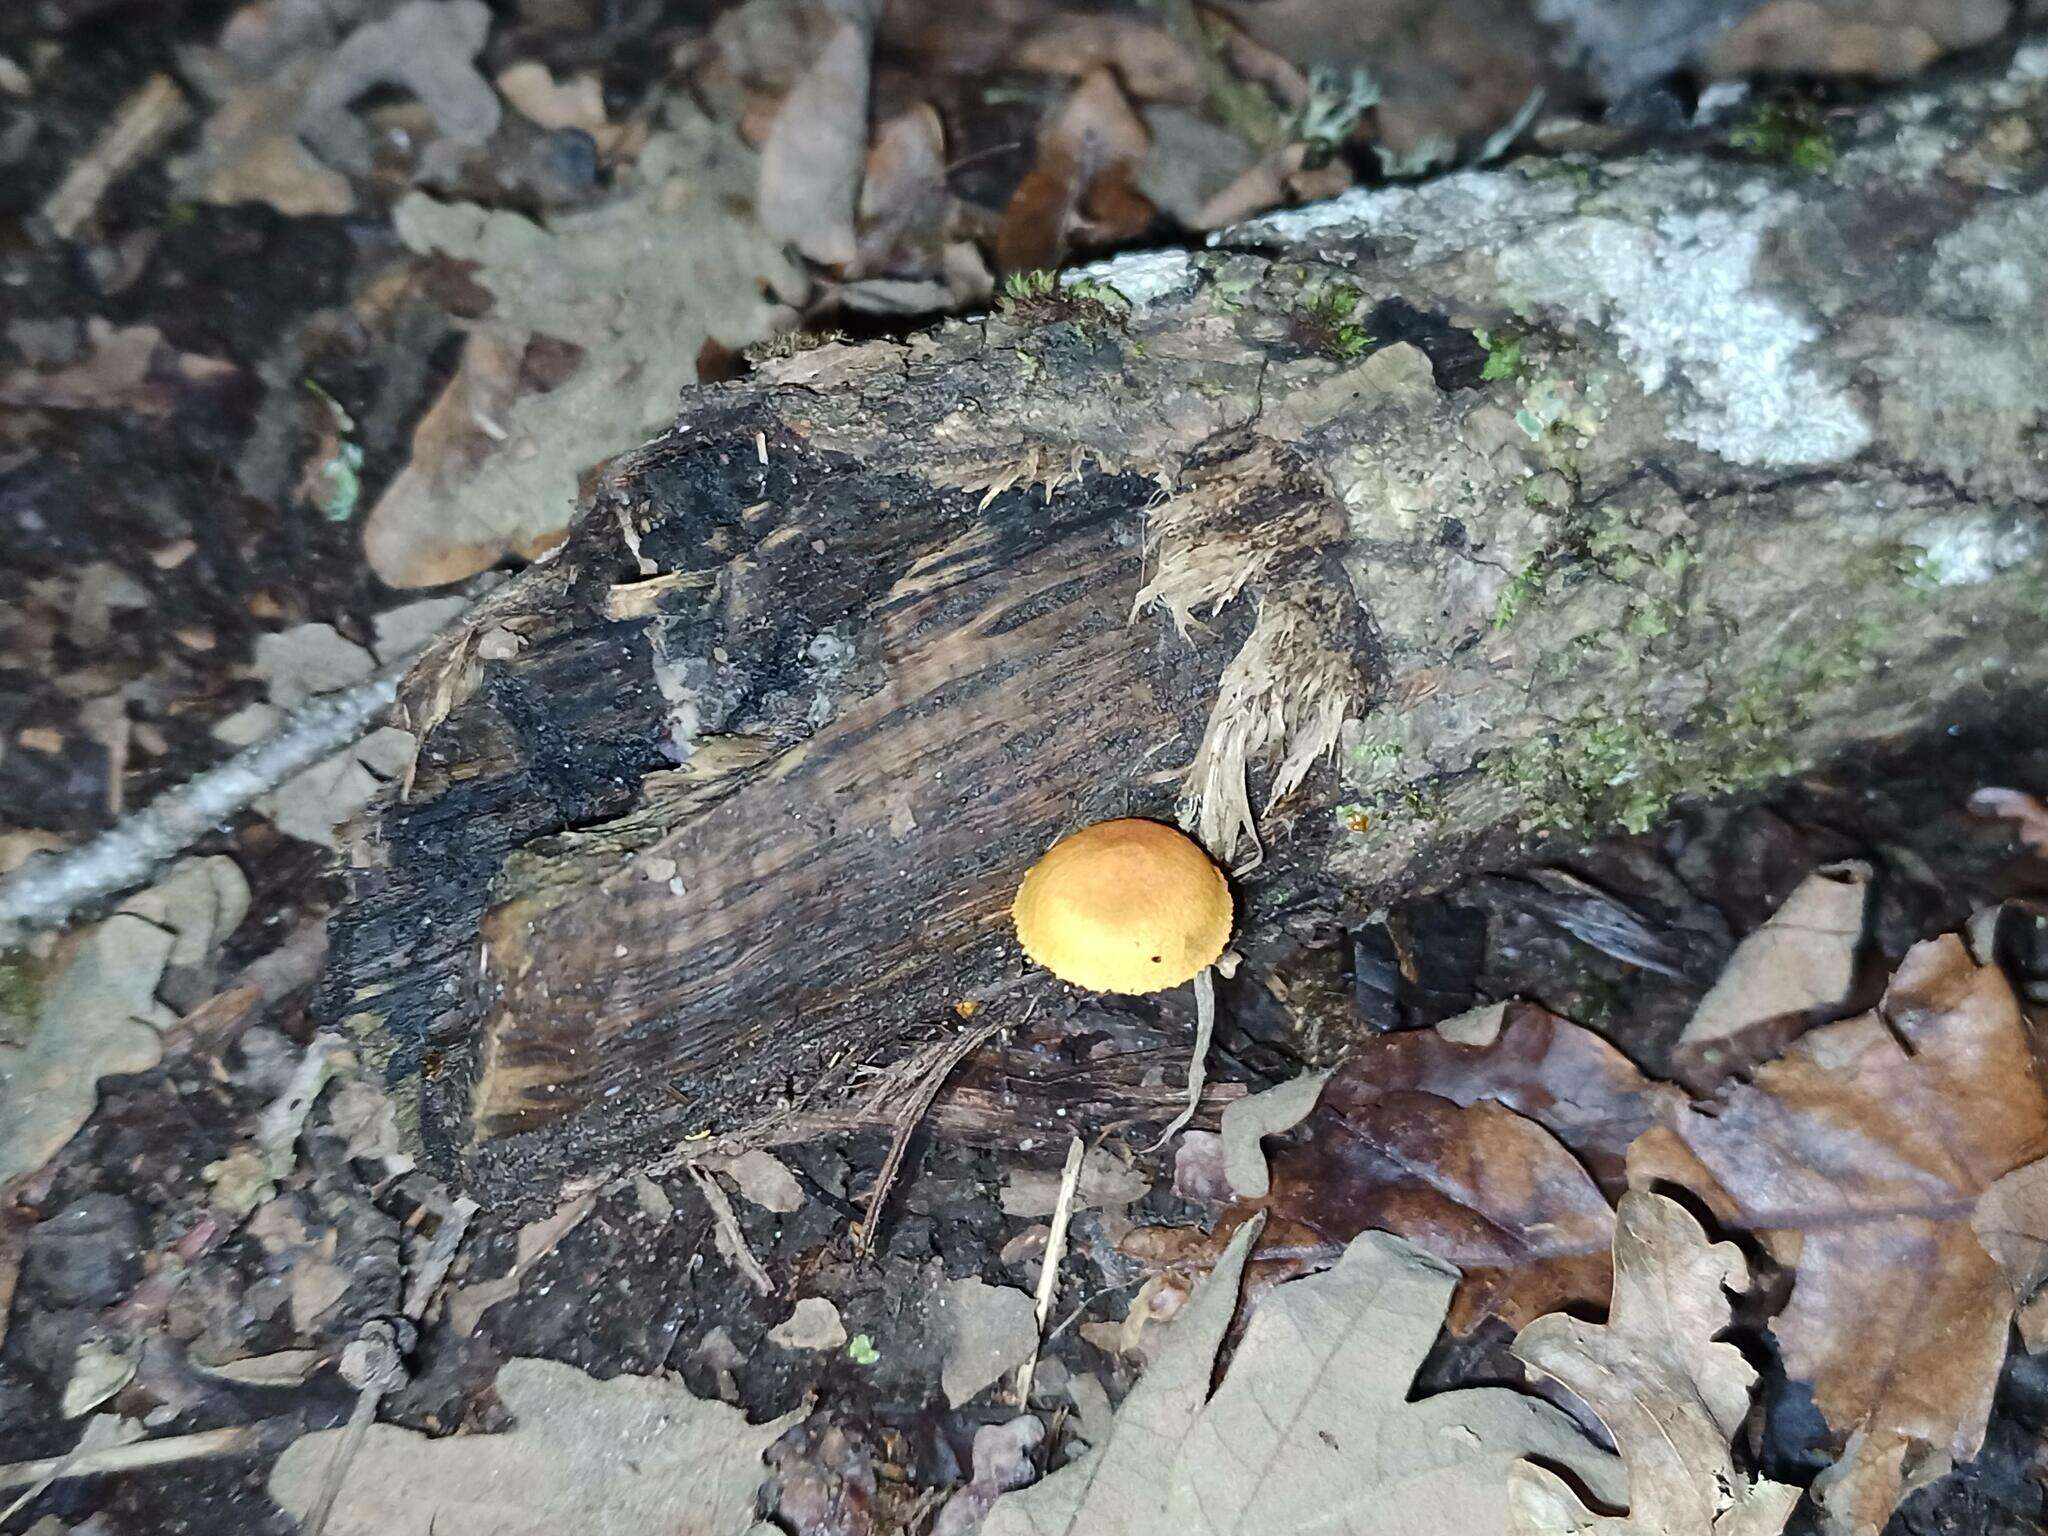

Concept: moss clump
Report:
left=998, top=270, right=1130, bottom=333
left=1473, top=326, right=1527, bottom=383
left=1731, top=101, right=1835, bottom=172
left=1290, top=284, right=1374, bottom=361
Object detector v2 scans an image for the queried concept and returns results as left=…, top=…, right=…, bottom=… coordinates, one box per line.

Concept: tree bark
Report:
left=325, top=48, right=2048, bottom=1206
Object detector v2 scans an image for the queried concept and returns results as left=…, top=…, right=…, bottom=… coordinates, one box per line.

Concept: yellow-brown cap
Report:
left=1011, top=819, right=1232, bottom=995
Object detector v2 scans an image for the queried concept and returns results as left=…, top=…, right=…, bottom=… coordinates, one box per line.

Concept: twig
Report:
left=685, top=1162, right=775, bottom=1296
left=1147, top=965, right=1217, bottom=1152
left=1015, top=1135, right=1086, bottom=1408
left=0, top=662, right=408, bottom=948
left=0, top=1420, right=283, bottom=1495
left=301, top=1194, right=477, bottom=1536
left=856, top=1016, right=1006, bottom=1258
left=42, top=74, right=191, bottom=239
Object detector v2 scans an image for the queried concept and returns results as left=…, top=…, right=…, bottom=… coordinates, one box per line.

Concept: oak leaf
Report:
left=988, top=1214, right=1622, bottom=1535
left=268, top=1356, right=795, bottom=1534
left=1511, top=1190, right=1801, bottom=1536
left=1628, top=935, right=2048, bottom=1536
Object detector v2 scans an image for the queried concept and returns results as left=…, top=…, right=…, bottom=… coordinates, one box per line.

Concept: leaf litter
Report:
left=984, top=1214, right=1624, bottom=1536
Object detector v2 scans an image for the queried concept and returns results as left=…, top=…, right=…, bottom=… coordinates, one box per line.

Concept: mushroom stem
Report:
left=1148, top=964, right=1216, bottom=1152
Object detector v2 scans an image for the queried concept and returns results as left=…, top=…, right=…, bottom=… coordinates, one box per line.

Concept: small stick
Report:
left=301, top=1195, right=478, bottom=1536
left=685, top=1163, right=775, bottom=1295
left=0, top=1420, right=282, bottom=1495
left=0, top=663, right=409, bottom=947
left=42, top=74, right=191, bottom=238
left=1148, top=965, right=1217, bottom=1152
left=855, top=1016, right=1005, bottom=1258
left=1015, top=1134, right=1086, bottom=1408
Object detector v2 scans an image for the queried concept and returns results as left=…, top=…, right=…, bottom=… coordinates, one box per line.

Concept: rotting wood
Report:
left=325, top=49, right=2048, bottom=1208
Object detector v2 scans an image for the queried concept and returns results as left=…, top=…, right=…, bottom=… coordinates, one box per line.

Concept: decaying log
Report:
left=326, top=48, right=2048, bottom=1205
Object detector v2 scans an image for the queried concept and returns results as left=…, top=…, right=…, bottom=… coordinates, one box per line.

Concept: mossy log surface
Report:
left=325, top=51, right=2048, bottom=1206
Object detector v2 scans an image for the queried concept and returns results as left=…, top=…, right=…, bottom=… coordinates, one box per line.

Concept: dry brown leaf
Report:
left=1009, top=15, right=1204, bottom=103
left=0, top=913, right=174, bottom=1183
left=767, top=1296, right=847, bottom=1351
left=1511, top=1190, right=1801, bottom=1536
left=853, top=103, right=948, bottom=278
left=1629, top=935, right=2048, bottom=1536
left=270, top=1356, right=796, bottom=1534
left=1215, top=1067, right=1329, bottom=1198
left=0, top=321, right=234, bottom=416
left=987, top=1215, right=1622, bottom=1536
left=363, top=329, right=538, bottom=587
left=1968, top=787, right=2048, bottom=856
left=995, top=66, right=1151, bottom=274
left=496, top=61, right=627, bottom=155
left=939, top=1276, right=1038, bottom=1408
left=1672, top=861, right=1868, bottom=1090
left=758, top=14, right=872, bottom=266
left=1124, top=1003, right=1677, bottom=1334
left=1706, top=0, right=2009, bottom=80
left=1973, top=1155, right=2048, bottom=1350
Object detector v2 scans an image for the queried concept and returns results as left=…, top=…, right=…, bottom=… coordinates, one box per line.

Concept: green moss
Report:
left=999, top=270, right=1130, bottom=334
left=1492, top=553, right=1551, bottom=628
left=1486, top=626, right=1878, bottom=836
left=1290, top=283, right=1374, bottom=361
left=1474, top=327, right=1527, bottom=383
left=1731, top=101, right=1835, bottom=173
left=0, top=954, right=44, bottom=1046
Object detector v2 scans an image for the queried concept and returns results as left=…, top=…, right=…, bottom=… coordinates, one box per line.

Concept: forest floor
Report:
left=4, top=2, right=2048, bottom=1534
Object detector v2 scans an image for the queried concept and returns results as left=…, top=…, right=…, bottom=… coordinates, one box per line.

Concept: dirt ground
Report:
left=6, top=2, right=2048, bottom=1534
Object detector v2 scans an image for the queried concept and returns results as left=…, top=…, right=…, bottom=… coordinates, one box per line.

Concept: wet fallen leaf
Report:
left=269, top=1355, right=797, bottom=1534
left=0, top=913, right=174, bottom=1183
left=1629, top=935, right=2048, bottom=1536
left=995, top=66, right=1151, bottom=274
left=1673, top=861, right=1868, bottom=1089
left=1343, top=1001, right=1682, bottom=1196
left=758, top=13, right=871, bottom=266
left=1129, top=1009, right=1647, bottom=1335
left=986, top=1215, right=1622, bottom=1536
left=1510, top=1190, right=1800, bottom=1536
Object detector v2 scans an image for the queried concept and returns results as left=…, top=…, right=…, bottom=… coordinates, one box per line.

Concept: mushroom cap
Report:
left=1011, top=818, right=1232, bottom=995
